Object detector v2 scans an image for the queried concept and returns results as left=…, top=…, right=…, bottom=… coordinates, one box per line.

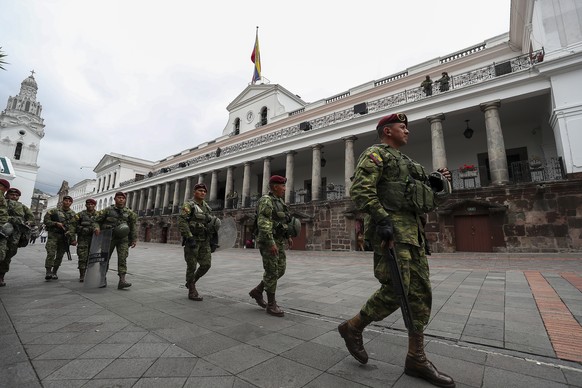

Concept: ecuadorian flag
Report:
left=251, top=28, right=261, bottom=84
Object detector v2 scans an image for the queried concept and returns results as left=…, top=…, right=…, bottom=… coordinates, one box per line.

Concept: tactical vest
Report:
left=101, top=206, right=130, bottom=229
left=49, top=208, right=75, bottom=231
left=378, top=145, right=437, bottom=214
left=77, top=210, right=96, bottom=236
left=269, top=195, right=291, bottom=238
left=186, top=201, right=211, bottom=238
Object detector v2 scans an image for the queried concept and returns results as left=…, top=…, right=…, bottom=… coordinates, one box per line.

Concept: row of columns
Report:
left=123, top=100, right=509, bottom=211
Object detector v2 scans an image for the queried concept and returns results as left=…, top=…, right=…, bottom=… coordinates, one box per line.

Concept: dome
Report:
left=21, top=75, right=38, bottom=89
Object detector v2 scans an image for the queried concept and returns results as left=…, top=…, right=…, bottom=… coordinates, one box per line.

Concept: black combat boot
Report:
left=0, top=272, right=5, bottom=287
left=117, top=273, right=132, bottom=289
left=249, top=281, right=267, bottom=308
left=45, top=267, right=52, bottom=280
left=404, top=332, right=455, bottom=388
left=188, top=281, right=203, bottom=301
left=338, top=312, right=372, bottom=364
left=51, top=266, right=59, bottom=280
left=266, top=292, right=284, bottom=317
left=79, top=268, right=85, bottom=282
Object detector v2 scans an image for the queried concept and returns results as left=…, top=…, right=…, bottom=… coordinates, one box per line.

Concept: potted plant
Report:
left=459, top=163, right=477, bottom=178
left=529, top=156, right=543, bottom=169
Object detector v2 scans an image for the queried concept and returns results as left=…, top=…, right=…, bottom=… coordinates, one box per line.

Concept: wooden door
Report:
left=290, top=223, right=307, bottom=250
left=454, top=215, right=493, bottom=252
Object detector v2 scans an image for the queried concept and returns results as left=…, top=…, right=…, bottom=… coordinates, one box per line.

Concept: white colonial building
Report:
left=0, top=72, right=45, bottom=207
left=46, top=0, right=582, bottom=252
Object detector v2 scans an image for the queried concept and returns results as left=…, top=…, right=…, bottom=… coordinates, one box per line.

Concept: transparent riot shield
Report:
left=215, top=216, right=237, bottom=251
left=84, top=229, right=112, bottom=289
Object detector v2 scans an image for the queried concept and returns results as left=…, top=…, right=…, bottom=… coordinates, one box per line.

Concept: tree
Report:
left=0, top=47, right=8, bottom=70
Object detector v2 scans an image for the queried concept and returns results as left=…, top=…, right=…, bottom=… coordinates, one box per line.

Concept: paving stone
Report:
left=120, top=342, right=171, bottom=358
left=327, top=357, right=403, bottom=388
left=78, top=343, right=132, bottom=359
left=35, top=343, right=95, bottom=360
left=247, top=331, right=304, bottom=354
left=238, top=356, right=322, bottom=388
left=143, top=357, right=197, bottom=377
left=82, top=378, right=137, bottom=388
left=304, top=372, right=369, bottom=387
left=485, top=353, right=567, bottom=383
left=483, top=366, right=568, bottom=388
left=46, top=358, right=113, bottom=380
left=205, top=343, right=274, bottom=374
left=188, top=358, right=231, bottom=377
left=132, top=377, right=187, bottom=387
left=282, top=341, right=348, bottom=371
left=93, top=358, right=156, bottom=379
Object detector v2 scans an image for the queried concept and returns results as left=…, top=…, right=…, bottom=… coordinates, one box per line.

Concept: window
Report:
left=234, top=118, right=240, bottom=135
left=25, top=101, right=30, bottom=111
left=14, top=142, right=23, bottom=160
left=260, top=107, right=268, bottom=126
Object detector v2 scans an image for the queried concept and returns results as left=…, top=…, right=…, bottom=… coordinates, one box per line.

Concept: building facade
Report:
left=45, top=0, right=582, bottom=252
left=0, top=72, right=45, bottom=207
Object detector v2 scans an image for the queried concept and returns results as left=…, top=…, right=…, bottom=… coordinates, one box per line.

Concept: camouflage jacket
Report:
left=94, top=206, right=137, bottom=243
left=256, top=193, right=290, bottom=246
left=177, top=200, right=213, bottom=240
left=350, top=144, right=447, bottom=247
left=74, top=209, right=97, bottom=237
left=43, top=207, right=76, bottom=236
left=7, top=200, right=34, bottom=227
left=0, top=194, right=8, bottom=225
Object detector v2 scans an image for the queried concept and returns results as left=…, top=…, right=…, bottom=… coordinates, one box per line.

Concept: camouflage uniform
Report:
left=43, top=207, right=76, bottom=270
left=0, top=196, right=8, bottom=282
left=256, top=193, right=291, bottom=293
left=177, top=200, right=214, bottom=285
left=3, top=199, right=34, bottom=269
left=350, top=143, right=447, bottom=333
left=94, top=205, right=137, bottom=275
left=74, top=209, right=97, bottom=270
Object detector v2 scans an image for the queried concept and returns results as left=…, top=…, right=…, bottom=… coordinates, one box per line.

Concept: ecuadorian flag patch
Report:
left=368, top=152, right=383, bottom=166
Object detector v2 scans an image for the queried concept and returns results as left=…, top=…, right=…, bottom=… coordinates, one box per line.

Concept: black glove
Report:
left=186, top=237, right=197, bottom=249
left=376, top=217, right=394, bottom=241
left=210, top=233, right=219, bottom=253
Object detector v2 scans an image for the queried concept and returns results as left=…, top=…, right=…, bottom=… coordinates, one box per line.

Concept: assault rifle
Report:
left=382, top=241, right=414, bottom=332
left=51, top=212, right=72, bottom=261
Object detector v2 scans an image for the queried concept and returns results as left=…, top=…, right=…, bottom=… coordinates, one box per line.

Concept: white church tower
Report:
left=0, top=71, right=45, bottom=207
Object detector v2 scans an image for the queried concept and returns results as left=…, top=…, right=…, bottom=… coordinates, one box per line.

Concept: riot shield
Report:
left=84, top=229, right=112, bottom=289
left=215, top=216, right=237, bottom=251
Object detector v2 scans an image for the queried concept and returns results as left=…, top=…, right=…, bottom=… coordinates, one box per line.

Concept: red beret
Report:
left=193, top=183, right=208, bottom=192
left=86, top=198, right=97, bottom=205
left=269, top=175, right=287, bottom=184
left=377, top=113, right=408, bottom=129
left=0, top=179, right=10, bottom=189
left=63, top=195, right=73, bottom=201
left=7, top=188, right=21, bottom=196
left=114, top=191, right=126, bottom=198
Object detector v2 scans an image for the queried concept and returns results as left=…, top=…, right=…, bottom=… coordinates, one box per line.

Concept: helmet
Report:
left=113, top=223, right=130, bottom=238
left=287, top=217, right=301, bottom=238
left=428, top=171, right=452, bottom=197
left=0, top=222, right=14, bottom=237
left=208, top=217, right=221, bottom=233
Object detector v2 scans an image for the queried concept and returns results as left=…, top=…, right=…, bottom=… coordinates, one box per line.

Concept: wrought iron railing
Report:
left=510, top=157, right=565, bottom=183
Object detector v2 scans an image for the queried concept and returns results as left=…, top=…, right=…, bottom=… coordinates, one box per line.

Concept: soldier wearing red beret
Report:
left=73, top=199, right=98, bottom=282
left=249, top=174, right=292, bottom=317
left=43, top=195, right=77, bottom=281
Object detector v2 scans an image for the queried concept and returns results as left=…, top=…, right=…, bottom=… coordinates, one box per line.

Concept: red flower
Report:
left=459, top=164, right=476, bottom=172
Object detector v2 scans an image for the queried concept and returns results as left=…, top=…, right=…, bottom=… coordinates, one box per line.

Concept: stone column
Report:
left=480, top=100, right=509, bottom=185
left=224, top=166, right=235, bottom=208
left=242, top=162, right=252, bottom=208
left=343, top=136, right=357, bottom=197
left=311, top=144, right=323, bottom=201
left=130, top=191, right=138, bottom=210
left=427, top=113, right=447, bottom=170
left=154, top=185, right=162, bottom=209
left=146, top=186, right=154, bottom=210
left=162, top=182, right=171, bottom=208
left=138, top=189, right=146, bottom=211
left=172, top=180, right=181, bottom=210
left=198, top=174, right=205, bottom=184
left=183, top=177, right=192, bottom=202
left=262, top=157, right=272, bottom=195
left=209, top=170, right=219, bottom=201
left=285, top=151, right=296, bottom=203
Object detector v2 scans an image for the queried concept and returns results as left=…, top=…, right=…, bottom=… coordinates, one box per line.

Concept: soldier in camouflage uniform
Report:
left=73, top=198, right=97, bottom=282
left=0, top=179, right=12, bottom=286
left=338, top=113, right=455, bottom=388
left=94, top=192, right=137, bottom=289
left=248, top=175, right=293, bottom=317
left=1, top=188, right=34, bottom=286
left=43, top=195, right=77, bottom=280
left=177, top=183, right=220, bottom=301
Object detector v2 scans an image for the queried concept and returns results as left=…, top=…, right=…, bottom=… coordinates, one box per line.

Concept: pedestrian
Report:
left=73, top=198, right=98, bottom=282
left=421, top=75, right=433, bottom=96
left=0, top=179, right=12, bottom=286
left=248, top=175, right=293, bottom=317
left=338, top=113, right=455, bottom=387
left=93, top=192, right=137, bottom=289
left=43, top=195, right=77, bottom=280
left=177, top=183, right=220, bottom=301
left=1, top=188, right=34, bottom=287
left=39, top=228, right=48, bottom=243
left=437, top=71, right=450, bottom=92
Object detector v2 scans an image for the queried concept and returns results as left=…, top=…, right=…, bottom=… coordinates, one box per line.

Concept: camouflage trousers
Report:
left=108, top=237, right=130, bottom=275
left=0, top=237, right=9, bottom=274
left=44, top=233, right=69, bottom=269
left=183, top=239, right=211, bottom=284
left=2, top=229, right=23, bottom=274
left=259, top=239, right=287, bottom=293
left=360, top=241, right=432, bottom=333
left=76, top=234, right=93, bottom=270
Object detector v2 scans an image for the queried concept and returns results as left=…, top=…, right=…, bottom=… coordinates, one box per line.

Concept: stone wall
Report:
left=136, top=178, right=582, bottom=253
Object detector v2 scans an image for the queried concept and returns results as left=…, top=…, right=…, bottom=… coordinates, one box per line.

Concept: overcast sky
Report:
left=0, top=0, right=510, bottom=195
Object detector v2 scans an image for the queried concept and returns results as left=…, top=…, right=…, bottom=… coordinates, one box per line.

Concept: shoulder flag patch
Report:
left=368, top=152, right=383, bottom=166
